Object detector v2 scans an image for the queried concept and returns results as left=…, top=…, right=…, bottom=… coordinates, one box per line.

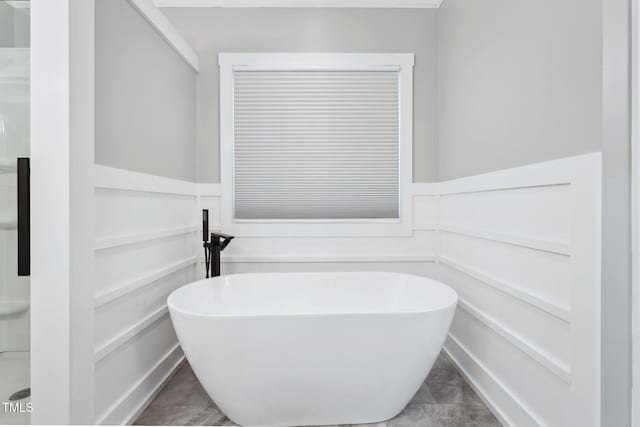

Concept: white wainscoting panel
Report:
left=412, top=195, right=438, bottom=230
left=221, top=230, right=436, bottom=262
left=220, top=260, right=440, bottom=277
left=93, top=166, right=198, bottom=425
left=440, top=232, right=571, bottom=312
left=196, top=182, right=439, bottom=276
left=438, top=153, right=601, bottom=427
left=439, top=184, right=571, bottom=244
left=91, top=154, right=600, bottom=427
left=95, top=316, right=182, bottom=424
left=92, top=169, right=441, bottom=423
left=95, top=188, right=197, bottom=241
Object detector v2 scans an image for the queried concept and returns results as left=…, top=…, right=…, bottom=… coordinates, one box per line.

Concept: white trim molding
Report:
left=94, top=306, right=169, bottom=362
left=444, top=336, right=544, bottom=427
left=126, top=0, right=200, bottom=71
left=217, top=254, right=435, bottom=263
left=154, top=0, right=443, bottom=8
left=438, top=256, right=571, bottom=322
left=94, top=256, right=198, bottom=307
left=218, top=52, right=415, bottom=238
left=96, top=344, right=185, bottom=425
left=457, top=298, right=571, bottom=384
left=31, top=1, right=96, bottom=423
left=218, top=52, right=415, bottom=68
left=95, top=164, right=197, bottom=196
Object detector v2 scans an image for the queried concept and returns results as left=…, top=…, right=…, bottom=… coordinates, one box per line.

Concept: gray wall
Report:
left=95, top=0, right=197, bottom=181
left=601, top=0, right=632, bottom=424
left=436, top=0, right=603, bottom=180
left=163, top=8, right=438, bottom=183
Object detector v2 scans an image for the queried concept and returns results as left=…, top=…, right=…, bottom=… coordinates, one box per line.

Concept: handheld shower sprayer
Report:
left=202, top=209, right=234, bottom=278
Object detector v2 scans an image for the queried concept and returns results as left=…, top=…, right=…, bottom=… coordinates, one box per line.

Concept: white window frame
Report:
left=219, top=53, right=414, bottom=237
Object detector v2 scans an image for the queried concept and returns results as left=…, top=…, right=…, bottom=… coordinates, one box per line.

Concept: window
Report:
left=219, top=53, right=414, bottom=235
left=234, top=68, right=400, bottom=220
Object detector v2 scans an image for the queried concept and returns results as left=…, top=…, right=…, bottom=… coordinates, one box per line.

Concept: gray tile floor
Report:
left=135, top=352, right=502, bottom=427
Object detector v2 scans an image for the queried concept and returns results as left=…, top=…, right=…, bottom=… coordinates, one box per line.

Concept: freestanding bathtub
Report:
left=168, top=271, right=458, bottom=427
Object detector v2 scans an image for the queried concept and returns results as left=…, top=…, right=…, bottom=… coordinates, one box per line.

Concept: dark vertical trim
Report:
left=17, top=157, right=30, bottom=276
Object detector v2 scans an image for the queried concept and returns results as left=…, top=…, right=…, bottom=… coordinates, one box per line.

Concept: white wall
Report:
left=93, top=166, right=198, bottom=424
left=439, top=154, right=601, bottom=427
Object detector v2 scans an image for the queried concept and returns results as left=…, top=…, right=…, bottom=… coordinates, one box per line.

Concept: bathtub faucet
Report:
left=204, top=232, right=234, bottom=278
left=202, top=209, right=234, bottom=278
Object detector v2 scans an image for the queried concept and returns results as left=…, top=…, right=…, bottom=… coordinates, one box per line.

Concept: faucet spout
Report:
left=211, top=232, right=234, bottom=251
left=204, top=232, right=235, bottom=278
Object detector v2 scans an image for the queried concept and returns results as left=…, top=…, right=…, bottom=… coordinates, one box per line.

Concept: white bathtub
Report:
left=168, top=271, right=458, bottom=426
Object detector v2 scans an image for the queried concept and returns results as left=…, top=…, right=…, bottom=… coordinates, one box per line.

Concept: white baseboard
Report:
left=124, top=355, right=187, bottom=425
left=97, top=344, right=185, bottom=424
left=444, top=334, right=543, bottom=427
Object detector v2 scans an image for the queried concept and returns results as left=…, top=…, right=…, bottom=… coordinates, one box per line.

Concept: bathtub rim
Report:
left=167, top=271, right=459, bottom=319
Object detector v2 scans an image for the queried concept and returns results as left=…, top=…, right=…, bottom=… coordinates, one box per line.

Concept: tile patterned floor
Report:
left=135, top=351, right=502, bottom=427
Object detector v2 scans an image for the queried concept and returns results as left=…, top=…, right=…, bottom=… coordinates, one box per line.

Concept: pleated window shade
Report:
left=233, top=69, right=400, bottom=220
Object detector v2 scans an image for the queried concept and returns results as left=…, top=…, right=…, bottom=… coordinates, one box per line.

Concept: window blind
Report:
left=233, top=69, right=400, bottom=220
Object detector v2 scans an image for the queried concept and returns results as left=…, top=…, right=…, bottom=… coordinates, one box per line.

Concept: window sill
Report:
left=219, top=220, right=414, bottom=238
